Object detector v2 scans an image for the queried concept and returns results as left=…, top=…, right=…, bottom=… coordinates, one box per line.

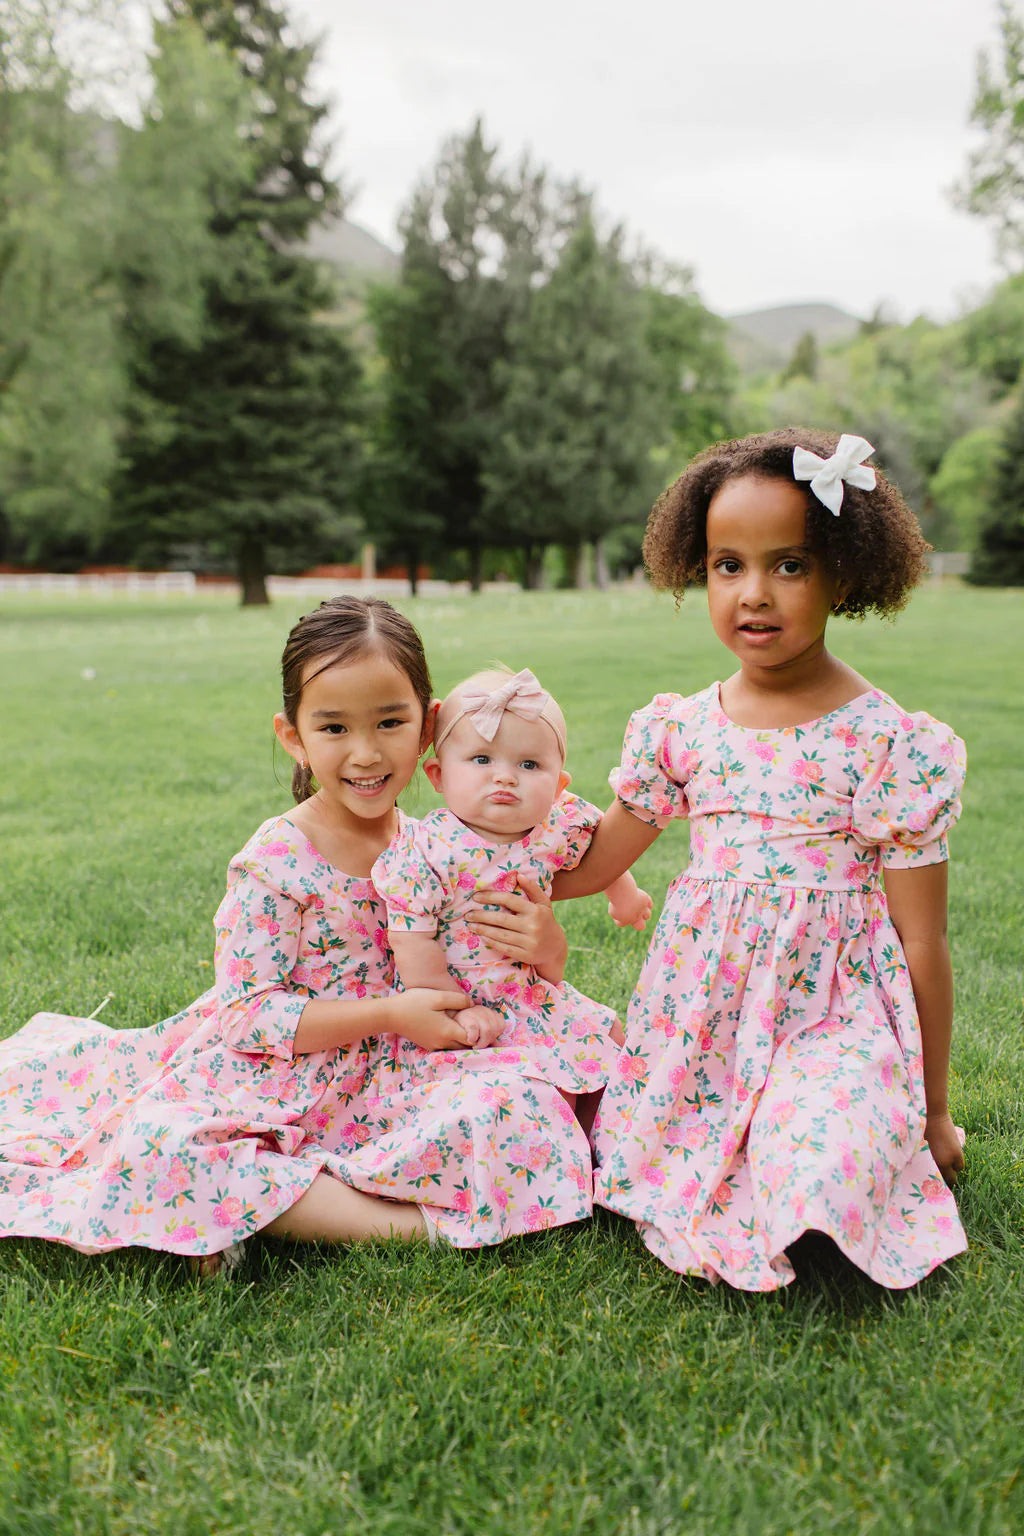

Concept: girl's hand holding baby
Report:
left=389, top=988, right=484, bottom=1053
left=468, top=876, right=569, bottom=983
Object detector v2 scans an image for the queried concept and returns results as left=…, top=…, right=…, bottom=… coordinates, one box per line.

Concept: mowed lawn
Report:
left=0, top=584, right=1022, bottom=1536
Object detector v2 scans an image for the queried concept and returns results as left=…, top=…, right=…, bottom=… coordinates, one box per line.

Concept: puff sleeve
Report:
left=609, top=693, right=692, bottom=828
left=852, top=712, right=966, bottom=869
left=371, top=819, right=449, bottom=933
left=547, top=790, right=602, bottom=871
left=213, top=849, right=310, bottom=1060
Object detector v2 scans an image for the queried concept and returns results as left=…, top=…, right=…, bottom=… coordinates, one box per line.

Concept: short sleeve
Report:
left=548, top=790, right=602, bottom=871
left=609, top=694, right=691, bottom=828
left=852, top=713, right=966, bottom=869
left=371, top=819, right=448, bottom=933
left=213, top=850, right=309, bottom=1059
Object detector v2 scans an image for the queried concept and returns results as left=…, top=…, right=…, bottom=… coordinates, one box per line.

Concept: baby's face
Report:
left=427, top=712, right=566, bottom=843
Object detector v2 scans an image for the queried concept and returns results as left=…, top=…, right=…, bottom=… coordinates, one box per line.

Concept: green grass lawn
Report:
left=1, top=585, right=1022, bottom=1535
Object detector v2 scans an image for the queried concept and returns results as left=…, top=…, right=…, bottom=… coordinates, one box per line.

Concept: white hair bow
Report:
left=792, top=434, right=877, bottom=515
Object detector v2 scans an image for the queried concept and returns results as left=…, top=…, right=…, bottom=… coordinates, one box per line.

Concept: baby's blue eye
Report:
left=471, top=754, right=490, bottom=765
left=520, top=760, right=540, bottom=771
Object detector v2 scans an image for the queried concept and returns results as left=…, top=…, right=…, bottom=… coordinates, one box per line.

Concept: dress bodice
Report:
left=611, top=685, right=966, bottom=892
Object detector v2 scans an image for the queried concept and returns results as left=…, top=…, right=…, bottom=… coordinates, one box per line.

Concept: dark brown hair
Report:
left=280, top=597, right=432, bottom=802
left=643, top=427, right=930, bottom=618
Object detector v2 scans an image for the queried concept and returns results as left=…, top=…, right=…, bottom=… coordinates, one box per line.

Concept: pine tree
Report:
left=967, top=388, right=1024, bottom=584
left=115, top=0, right=362, bottom=604
left=483, top=215, right=664, bottom=587
left=366, top=121, right=559, bottom=591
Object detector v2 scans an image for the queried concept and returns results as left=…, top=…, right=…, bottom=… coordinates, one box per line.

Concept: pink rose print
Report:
left=842, top=1204, right=865, bottom=1244
left=169, top=1225, right=199, bottom=1246
left=920, top=1175, right=947, bottom=1205
left=213, top=1196, right=244, bottom=1227
left=640, top=1161, right=666, bottom=1187
left=766, top=1099, right=797, bottom=1131
left=340, top=1120, right=373, bottom=1149
left=619, top=1054, right=647, bottom=1084
left=525, top=1204, right=556, bottom=1231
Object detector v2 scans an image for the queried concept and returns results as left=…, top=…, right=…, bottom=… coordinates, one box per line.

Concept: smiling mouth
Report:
left=738, top=623, right=780, bottom=634
left=345, top=774, right=389, bottom=794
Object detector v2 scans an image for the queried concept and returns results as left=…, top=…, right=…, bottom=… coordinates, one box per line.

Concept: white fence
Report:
left=0, top=571, right=197, bottom=597
left=0, top=571, right=520, bottom=598
left=0, top=558, right=971, bottom=597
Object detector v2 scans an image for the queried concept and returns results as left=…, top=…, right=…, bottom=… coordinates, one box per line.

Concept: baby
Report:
left=372, top=668, right=651, bottom=1104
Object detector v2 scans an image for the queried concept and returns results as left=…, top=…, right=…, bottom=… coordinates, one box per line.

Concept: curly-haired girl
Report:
left=554, top=428, right=968, bottom=1292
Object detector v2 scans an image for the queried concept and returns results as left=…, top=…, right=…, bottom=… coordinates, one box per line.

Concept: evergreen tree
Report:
left=0, top=1, right=247, bottom=565
left=968, top=389, right=1024, bottom=583
left=116, top=0, right=362, bottom=604
left=782, top=330, right=819, bottom=383
left=483, top=215, right=663, bottom=587
left=366, top=121, right=566, bottom=591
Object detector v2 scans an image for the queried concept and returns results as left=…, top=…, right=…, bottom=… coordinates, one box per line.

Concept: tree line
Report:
left=3, top=0, right=1024, bottom=601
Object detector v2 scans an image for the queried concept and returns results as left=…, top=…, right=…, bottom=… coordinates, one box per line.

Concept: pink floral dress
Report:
left=372, top=793, right=620, bottom=1095
left=0, top=815, right=593, bottom=1257
left=593, top=684, right=969, bottom=1291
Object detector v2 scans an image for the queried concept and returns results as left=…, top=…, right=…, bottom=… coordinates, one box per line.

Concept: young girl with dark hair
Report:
left=0, top=598, right=594, bottom=1272
left=555, top=430, right=968, bottom=1291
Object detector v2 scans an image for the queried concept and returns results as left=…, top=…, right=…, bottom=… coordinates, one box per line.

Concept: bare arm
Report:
left=883, top=861, right=964, bottom=1185
left=388, top=930, right=504, bottom=1048
left=552, top=800, right=662, bottom=901
left=389, top=929, right=461, bottom=993
left=291, top=988, right=474, bottom=1055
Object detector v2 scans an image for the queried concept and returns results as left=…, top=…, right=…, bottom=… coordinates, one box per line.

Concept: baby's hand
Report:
left=608, top=886, right=653, bottom=931
left=456, top=1004, right=506, bottom=1050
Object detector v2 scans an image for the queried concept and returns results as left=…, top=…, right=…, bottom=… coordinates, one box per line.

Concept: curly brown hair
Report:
left=642, top=427, right=930, bottom=618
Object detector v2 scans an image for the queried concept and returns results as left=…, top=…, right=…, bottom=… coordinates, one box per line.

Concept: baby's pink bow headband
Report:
left=434, top=669, right=567, bottom=759
left=793, top=434, right=877, bottom=515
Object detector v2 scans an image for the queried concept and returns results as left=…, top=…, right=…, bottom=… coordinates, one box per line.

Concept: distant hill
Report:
left=726, top=302, right=862, bottom=374
left=305, top=217, right=400, bottom=276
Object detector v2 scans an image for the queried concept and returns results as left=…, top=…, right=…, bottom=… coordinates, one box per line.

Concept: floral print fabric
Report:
left=372, top=793, right=619, bottom=1094
left=593, top=684, right=968, bottom=1291
left=0, top=815, right=592, bottom=1257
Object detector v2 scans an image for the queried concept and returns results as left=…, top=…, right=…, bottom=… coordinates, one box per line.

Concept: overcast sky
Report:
left=289, top=0, right=1008, bottom=322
